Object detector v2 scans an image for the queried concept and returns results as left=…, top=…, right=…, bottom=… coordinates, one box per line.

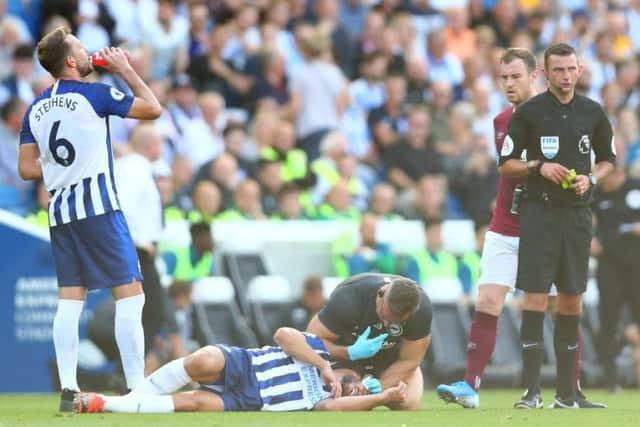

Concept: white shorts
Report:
left=478, top=231, right=557, bottom=296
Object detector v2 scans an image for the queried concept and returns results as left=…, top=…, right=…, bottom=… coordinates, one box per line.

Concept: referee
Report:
left=498, top=43, right=615, bottom=408
left=307, top=273, right=432, bottom=410
left=591, top=166, right=640, bottom=391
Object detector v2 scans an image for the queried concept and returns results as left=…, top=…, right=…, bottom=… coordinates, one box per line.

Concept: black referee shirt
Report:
left=498, top=90, right=616, bottom=206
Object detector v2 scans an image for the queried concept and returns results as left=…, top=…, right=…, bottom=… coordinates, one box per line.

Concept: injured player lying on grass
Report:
left=74, top=327, right=408, bottom=413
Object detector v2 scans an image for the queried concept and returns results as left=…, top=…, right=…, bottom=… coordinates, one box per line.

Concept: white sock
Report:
left=131, top=358, right=192, bottom=395
left=115, top=294, right=146, bottom=389
left=102, top=394, right=175, bottom=413
left=53, top=299, right=84, bottom=391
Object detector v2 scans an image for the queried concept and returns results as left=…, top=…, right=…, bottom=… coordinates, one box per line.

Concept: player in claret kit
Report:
left=17, top=26, right=162, bottom=411
left=73, top=328, right=408, bottom=413
left=436, top=48, right=604, bottom=409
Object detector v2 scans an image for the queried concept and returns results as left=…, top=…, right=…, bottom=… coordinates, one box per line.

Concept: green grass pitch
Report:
left=1, top=389, right=639, bottom=427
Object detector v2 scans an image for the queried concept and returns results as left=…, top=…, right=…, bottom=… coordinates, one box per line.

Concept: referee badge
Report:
left=540, top=136, right=559, bottom=159
left=578, top=135, right=591, bottom=154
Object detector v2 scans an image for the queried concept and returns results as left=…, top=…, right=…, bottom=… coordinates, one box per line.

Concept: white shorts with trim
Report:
left=478, top=231, right=557, bottom=296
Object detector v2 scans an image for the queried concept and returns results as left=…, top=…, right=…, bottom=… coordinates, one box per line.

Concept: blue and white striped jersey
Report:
left=247, top=333, right=332, bottom=411
left=20, top=79, right=134, bottom=227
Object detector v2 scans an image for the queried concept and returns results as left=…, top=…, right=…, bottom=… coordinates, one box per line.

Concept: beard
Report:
left=79, top=59, right=93, bottom=77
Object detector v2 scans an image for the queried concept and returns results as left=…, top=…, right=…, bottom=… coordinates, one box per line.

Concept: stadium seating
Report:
left=321, top=276, right=344, bottom=300
left=191, top=276, right=259, bottom=348
left=427, top=303, right=471, bottom=383
left=221, top=253, right=268, bottom=317
left=247, top=275, right=294, bottom=345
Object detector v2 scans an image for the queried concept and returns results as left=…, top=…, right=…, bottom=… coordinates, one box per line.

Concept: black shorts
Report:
left=517, top=201, right=592, bottom=295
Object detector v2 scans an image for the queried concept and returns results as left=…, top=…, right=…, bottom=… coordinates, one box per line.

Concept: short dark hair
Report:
left=544, top=43, right=577, bottom=69
left=386, top=278, right=420, bottom=317
left=189, top=221, right=210, bottom=237
left=37, top=26, right=71, bottom=78
left=278, top=182, right=300, bottom=199
left=0, top=96, right=24, bottom=121
left=303, top=275, right=323, bottom=293
left=422, top=216, right=443, bottom=230
left=13, top=43, right=34, bottom=60
left=500, top=47, right=537, bottom=72
left=168, top=281, right=192, bottom=299
left=223, top=121, right=246, bottom=138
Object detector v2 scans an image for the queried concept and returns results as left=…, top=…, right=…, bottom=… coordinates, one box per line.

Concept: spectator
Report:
left=405, top=56, right=430, bottom=105
left=486, top=0, right=522, bottom=48
left=339, top=0, right=370, bottom=42
left=615, top=58, right=640, bottom=111
left=261, top=119, right=309, bottom=183
left=585, top=31, right=617, bottom=102
left=187, top=23, right=251, bottom=108
left=170, top=154, right=194, bottom=211
left=0, top=96, right=30, bottom=213
left=427, top=80, right=454, bottom=145
left=187, top=3, right=210, bottom=59
left=315, top=179, right=361, bottom=221
left=181, top=92, right=225, bottom=170
left=193, top=152, right=244, bottom=210
left=443, top=6, right=477, bottom=63
left=141, top=0, right=189, bottom=80
left=367, top=74, right=409, bottom=159
left=369, top=182, right=402, bottom=220
left=272, top=183, right=307, bottom=220
left=256, top=159, right=284, bottom=216
left=0, top=43, right=35, bottom=106
left=386, top=106, right=443, bottom=192
left=290, top=30, right=348, bottom=161
left=163, top=222, right=215, bottom=282
left=218, top=178, right=266, bottom=220
left=283, top=276, right=326, bottom=331
left=399, top=173, right=448, bottom=221
left=341, top=50, right=387, bottom=159
left=249, top=50, right=293, bottom=117
left=425, top=29, right=464, bottom=94
left=165, top=74, right=201, bottom=141
left=314, top=0, right=356, bottom=78
left=221, top=121, right=256, bottom=176
left=187, top=180, right=221, bottom=225
left=342, top=213, right=397, bottom=276
left=405, top=218, right=471, bottom=297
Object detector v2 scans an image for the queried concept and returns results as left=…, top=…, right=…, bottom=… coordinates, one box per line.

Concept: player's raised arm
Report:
left=273, top=328, right=341, bottom=398
left=97, top=47, right=162, bottom=120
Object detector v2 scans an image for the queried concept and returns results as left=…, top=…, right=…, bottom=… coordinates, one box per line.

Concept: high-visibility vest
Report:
left=25, top=209, right=49, bottom=228
left=410, top=249, right=459, bottom=285
left=171, top=246, right=213, bottom=281
left=261, top=146, right=308, bottom=182
left=164, top=205, right=186, bottom=223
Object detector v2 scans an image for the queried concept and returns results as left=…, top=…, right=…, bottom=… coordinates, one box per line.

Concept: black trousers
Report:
left=596, top=253, right=640, bottom=386
left=136, top=248, right=165, bottom=355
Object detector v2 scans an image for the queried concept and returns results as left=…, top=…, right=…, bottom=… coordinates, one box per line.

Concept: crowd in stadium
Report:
left=1, top=0, right=640, bottom=395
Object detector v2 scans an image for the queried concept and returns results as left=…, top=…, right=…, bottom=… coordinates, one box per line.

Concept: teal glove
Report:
left=362, top=376, right=382, bottom=394
left=347, top=326, right=389, bottom=361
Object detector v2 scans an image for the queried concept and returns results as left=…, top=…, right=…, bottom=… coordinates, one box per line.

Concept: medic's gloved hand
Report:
left=362, top=376, right=382, bottom=394
left=347, top=326, right=388, bottom=361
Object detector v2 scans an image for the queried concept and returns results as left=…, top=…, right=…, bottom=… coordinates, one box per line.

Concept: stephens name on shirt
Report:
left=34, top=96, right=78, bottom=121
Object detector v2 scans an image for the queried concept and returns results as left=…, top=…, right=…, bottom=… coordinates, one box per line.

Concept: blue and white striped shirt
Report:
left=20, top=80, right=134, bottom=227
left=247, top=333, right=332, bottom=411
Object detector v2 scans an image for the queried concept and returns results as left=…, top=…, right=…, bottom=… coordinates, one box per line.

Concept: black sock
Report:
left=521, top=310, right=545, bottom=395
left=554, top=314, right=580, bottom=400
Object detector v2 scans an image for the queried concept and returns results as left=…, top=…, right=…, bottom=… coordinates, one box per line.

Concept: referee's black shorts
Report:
left=516, top=200, right=592, bottom=295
